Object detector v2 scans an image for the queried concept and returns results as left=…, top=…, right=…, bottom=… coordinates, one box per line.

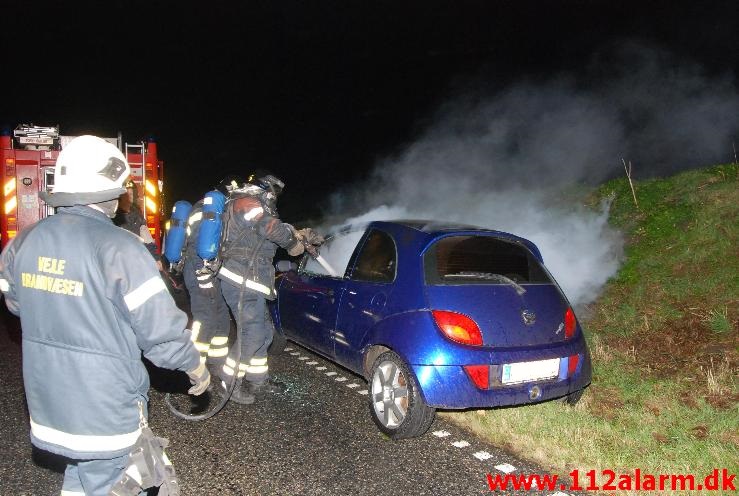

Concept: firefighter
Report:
left=0, top=135, right=209, bottom=496
left=216, top=172, right=321, bottom=404
left=181, top=178, right=239, bottom=378
left=113, top=178, right=162, bottom=270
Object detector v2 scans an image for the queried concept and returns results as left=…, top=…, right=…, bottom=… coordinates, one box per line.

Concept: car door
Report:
left=277, top=230, right=364, bottom=357
left=334, top=229, right=397, bottom=372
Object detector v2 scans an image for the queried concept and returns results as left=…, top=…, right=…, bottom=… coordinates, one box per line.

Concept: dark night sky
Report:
left=3, top=1, right=738, bottom=221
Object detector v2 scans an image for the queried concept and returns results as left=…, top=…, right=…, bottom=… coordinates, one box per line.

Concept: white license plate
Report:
left=501, top=358, right=560, bottom=385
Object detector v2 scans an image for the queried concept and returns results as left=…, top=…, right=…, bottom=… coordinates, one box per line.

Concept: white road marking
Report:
left=473, top=451, right=493, bottom=461
left=551, top=492, right=571, bottom=496
left=288, top=343, right=551, bottom=488
left=495, top=463, right=516, bottom=473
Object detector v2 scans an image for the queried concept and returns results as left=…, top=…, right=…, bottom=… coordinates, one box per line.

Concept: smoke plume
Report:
left=321, top=44, right=739, bottom=308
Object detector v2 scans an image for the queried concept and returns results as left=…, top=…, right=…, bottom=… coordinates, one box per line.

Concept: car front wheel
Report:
left=368, top=351, right=435, bottom=440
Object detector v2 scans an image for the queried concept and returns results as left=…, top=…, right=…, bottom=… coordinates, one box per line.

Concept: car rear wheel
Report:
left=368, top=351, right=435, bottom=440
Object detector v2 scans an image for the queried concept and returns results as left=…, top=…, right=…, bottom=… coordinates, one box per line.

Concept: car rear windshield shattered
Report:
left=424, top=236, right=553, bottom=286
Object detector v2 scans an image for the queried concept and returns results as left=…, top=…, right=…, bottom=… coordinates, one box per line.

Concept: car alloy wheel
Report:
left=368, top=351, right=435, bottom=440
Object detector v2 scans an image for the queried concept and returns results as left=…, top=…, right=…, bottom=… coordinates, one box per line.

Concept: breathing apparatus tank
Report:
left=196, top=190, right=227, bottom=262
left=163, top=200, right=192, bottom=264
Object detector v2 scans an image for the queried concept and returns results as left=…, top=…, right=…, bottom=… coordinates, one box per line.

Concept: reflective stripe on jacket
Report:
left=216, top=192, right=298, bottom=299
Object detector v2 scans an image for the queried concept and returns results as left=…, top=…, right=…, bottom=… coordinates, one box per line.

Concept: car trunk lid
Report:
left=423, top=233, right=570, bottom=348
left=425, top=284, right=568, bottom=348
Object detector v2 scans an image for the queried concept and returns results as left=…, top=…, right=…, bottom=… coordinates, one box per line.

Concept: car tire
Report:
left=368, top=351, right=435, bottom=440
left=562, top=388, right=584, bottom=406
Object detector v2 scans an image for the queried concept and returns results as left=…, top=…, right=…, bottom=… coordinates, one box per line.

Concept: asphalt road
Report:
left=0, top=307, right=579, bottom=496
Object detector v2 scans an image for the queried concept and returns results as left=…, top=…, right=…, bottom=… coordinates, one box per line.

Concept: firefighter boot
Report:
left=249, top=376, right=287, bottom=395
left=229, top=379, right=255, bottom=405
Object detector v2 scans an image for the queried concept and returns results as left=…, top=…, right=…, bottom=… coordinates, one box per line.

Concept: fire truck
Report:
left=0, top=124, right=164, bottom=251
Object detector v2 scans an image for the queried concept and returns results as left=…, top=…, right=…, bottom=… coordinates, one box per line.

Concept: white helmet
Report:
left=40, top=135, right=130, bottom=207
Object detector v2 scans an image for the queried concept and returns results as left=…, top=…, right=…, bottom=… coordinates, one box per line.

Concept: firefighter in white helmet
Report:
left=0, top=135, right=209, bottom=496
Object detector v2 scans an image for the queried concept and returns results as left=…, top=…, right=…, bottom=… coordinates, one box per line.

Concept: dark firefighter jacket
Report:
left=0, top=205, right=200, bottom=459
left=114, top=204, right=159, bottom=260
left=216, top=189, right=299, bottom=299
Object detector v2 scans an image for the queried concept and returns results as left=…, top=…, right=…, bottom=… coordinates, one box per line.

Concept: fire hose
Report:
left=163, top=272, right=242, bottom=422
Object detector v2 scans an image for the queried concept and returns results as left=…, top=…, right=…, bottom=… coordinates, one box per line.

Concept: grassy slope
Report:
left=442, top=163, right=738, bottom=494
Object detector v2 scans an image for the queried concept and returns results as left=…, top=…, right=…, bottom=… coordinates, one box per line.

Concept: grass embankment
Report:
left=443, top=164, right=738, bottom=494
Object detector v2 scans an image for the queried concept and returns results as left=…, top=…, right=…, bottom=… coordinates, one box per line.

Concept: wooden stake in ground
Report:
left=622, top=158, right=639, bottom=208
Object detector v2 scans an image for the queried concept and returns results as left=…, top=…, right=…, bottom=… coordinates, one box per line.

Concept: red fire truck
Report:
left=0, top=124, right=164, bottom=251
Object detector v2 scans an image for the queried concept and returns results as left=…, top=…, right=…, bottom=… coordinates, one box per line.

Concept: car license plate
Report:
left=501, top=358, right=560, bottom=384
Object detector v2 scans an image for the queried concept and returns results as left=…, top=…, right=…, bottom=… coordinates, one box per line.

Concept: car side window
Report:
left=302, top=230, right=364, bottom=278
left=351, top=230, right=396, bottom=283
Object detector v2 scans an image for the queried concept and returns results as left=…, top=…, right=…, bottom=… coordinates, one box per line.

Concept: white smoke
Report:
left=319, top=44, right=739, bottom=308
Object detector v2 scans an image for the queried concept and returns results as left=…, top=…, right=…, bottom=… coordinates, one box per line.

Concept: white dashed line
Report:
left=551, top=492, right=571, bottom=496
left=473, top=451, right=493, bottom=461
left=432, top=430, right=451, bottom=438
left=495, top=463, right=516, bottom=474
left=287, top=345, right=545, bottom=490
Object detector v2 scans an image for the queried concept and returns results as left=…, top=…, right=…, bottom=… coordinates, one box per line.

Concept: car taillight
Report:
left=564, top=307, right=576, bottom=339
left=432, top=310, right=483, bottom=346
left=463, top=365, right=489, bottom=389
left=568, top=354, right=580, bottom=377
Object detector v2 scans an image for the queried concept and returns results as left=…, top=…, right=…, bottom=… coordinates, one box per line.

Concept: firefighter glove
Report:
left=297, top=228, right=325, bottom=246
left=186, top=362, right=211, bottom=396
left=287, top=241, right=305, bottom=257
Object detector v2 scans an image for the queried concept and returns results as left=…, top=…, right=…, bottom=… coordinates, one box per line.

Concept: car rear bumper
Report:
left=411, top=349, right=592, bottom=409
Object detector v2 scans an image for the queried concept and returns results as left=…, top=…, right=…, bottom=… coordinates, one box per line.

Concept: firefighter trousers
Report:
left=220, top=283, right=273, bottom=384
left=60, top=454, right=142, bottom=496
left=183, top=257, right=231, bottom=365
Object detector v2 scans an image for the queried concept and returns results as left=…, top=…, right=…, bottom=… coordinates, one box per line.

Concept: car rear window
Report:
left=424, top=235, right=552, bottom=285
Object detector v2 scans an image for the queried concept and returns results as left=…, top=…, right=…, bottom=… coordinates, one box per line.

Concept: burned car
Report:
left=271, top=220, right=591, bottom=439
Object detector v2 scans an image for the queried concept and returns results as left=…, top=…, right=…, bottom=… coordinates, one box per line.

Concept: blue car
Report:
left=271, top=220, right=592, bottom=439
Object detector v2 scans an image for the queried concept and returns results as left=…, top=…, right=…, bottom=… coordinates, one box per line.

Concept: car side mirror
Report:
left=275, top=260, right=297, bottom=273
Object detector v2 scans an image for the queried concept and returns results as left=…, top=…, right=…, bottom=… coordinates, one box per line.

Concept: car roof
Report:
left=337, top=219, right=544, bottom=262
